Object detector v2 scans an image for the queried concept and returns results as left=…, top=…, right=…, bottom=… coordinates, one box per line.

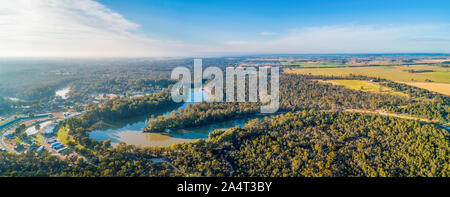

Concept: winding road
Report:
left=0, top=135, right=17, bottom=153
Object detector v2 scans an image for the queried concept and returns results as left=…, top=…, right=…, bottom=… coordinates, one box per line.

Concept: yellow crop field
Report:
left=286, top=65, right=450, bottom=95
left=286, top=65, right=450, bottom=83
left=400, top=82, right=450, bottom=96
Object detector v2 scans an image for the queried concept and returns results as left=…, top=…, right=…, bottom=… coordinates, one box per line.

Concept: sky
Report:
left=0, top=0, right=450, bottom=57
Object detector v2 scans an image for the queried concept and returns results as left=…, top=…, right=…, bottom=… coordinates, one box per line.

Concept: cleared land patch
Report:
left=285, top=64, right=450, bottom=83
left=321, top=80, right=408, bottom=97
left=286, top=64, right=450, bottom=95
left=400, top=82, right=450, bottom=96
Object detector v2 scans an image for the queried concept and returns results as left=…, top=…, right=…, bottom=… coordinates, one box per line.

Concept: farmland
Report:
left=285, top=64, right=450, bottom=95
left=320, top=80, right=408, bottom=97
left=400, top=82, right=450, bottom=96
left=281, top=61, right=351, bottom=68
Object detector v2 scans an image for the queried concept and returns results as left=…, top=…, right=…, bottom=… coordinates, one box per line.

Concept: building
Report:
left=3, top=133, right=14, bottom=139
left=0, top=117, right=25, bottom=130
left=57, top=147, right=67, bottom=153
left=53, top=144, right=64, bottom=150
left=43, top=122, right=57, bottom=135
left=0, top=113, right=53, bottom=131
left=51, top=142, right=62, bottom=148
left=36, top=146, right=44, bottom=153
left=47, top=138, right=57, bottom=144
left=62, top=112, right=83, bottom=120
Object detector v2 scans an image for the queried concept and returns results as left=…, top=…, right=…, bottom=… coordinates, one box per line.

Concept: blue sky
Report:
left=1, top=0, right=449, bottom=57
left=99, top=0, right=450, bottom=43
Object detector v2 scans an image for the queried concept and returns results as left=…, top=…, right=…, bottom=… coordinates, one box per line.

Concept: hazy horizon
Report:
left=1, top=0, right=450, bottom=57
left=1, top=53, right=450, bottom=60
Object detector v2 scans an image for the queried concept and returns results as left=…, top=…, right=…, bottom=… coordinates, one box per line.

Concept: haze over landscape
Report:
left=1, top=0, right=450, bottom=57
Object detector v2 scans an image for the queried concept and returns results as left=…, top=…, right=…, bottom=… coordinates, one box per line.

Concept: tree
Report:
left=35, top=124, right=41, bottom=131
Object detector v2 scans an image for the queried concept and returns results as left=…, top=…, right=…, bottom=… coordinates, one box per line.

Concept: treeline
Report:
left=279, top=74, right=405, bottom=111
left=386, top=102, right=449, bottom=121
left=384, top=80, right=449, bottom=101
left=146, top=73, right=446, bottom=132
left=0, top=97, right=14, bottom=115
left=73, top=78, right=175, bottom=94
left=145, top=102, right=260, bottom=132
left=0, top=152, right=70, bottom=177
left=68, top=78, right=176, bottom=102
left=404, top=69, right=435, bottom=73
left=59, top=146, right=178, bottom=177
left=0, top=144, right=178, bottom=177
left=289, top=74, right=449, bottom=121
left=0, top=97, right=37, bottom=116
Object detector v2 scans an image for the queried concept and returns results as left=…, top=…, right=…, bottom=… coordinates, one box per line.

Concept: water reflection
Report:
left=55, top=87, right=70, bottom=99
left=89, top=88, right=250, bottom=147
left=89, top=118, right=249, bottom=147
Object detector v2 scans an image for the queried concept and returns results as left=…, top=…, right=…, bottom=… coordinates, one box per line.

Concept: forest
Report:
left=0, top=97, right=14, bottom=115
left=0, top=58, right=240, bottom=115
left=0, top=57, right=449, bottom=177
left=0, top=97, right=36, bottom=115
left=168, top=111, right=449, bottom=177
left=145, top=73, right=449, bottom=132
left=1, top=111, right=448, bottom=177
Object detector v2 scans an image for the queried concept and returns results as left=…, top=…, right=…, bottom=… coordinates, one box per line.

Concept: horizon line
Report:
left=1, top=52, right=450, bottom=60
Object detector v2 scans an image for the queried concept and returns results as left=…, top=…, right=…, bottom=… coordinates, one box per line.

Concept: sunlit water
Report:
left=89, top=89, right=252, bottom=147
left=55, top=87, right=70, bottom=99
left=5, top=97, right=22, bottom=102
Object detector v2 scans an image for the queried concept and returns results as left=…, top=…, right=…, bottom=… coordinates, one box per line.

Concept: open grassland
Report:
left=57, top=125, right=74, bottom=145
left=286, top=64, right=450, bottom=95
left=321, top=80, right=408, bottom=97
left=286, top=64, right=450, bottom=83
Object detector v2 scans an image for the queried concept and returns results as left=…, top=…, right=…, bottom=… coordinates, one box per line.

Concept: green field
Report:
left=325, top=80, right=408, bottom=97
left=57, top=125, right=71, bottom=145
left=286, top=64, right=450, bottom=83
left=286, top=64, right=450, bottom=95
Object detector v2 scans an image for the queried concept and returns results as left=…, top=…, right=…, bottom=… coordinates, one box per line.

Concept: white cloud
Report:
left=0, top=0, right=188, bottom=57
left=0, top=0, right=449, bottom=57
left=260, top=31, right=278, bottom=36
left=215, top=24, right=450, bottom=54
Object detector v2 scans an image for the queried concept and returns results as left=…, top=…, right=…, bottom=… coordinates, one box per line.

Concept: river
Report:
left=89, top=88, right=253, bottom=147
